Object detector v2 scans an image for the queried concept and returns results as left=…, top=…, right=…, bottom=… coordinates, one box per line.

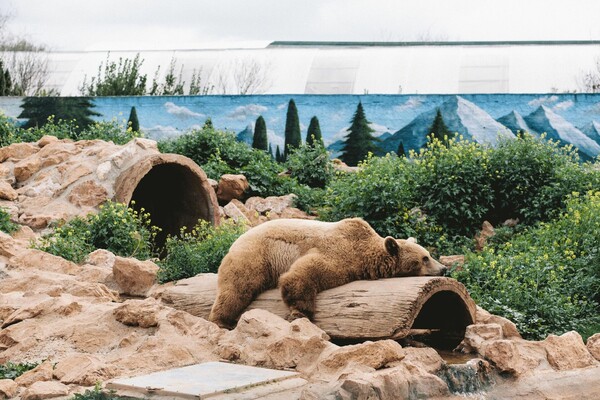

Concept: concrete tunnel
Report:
left=114, top=154, right=220, bottom=249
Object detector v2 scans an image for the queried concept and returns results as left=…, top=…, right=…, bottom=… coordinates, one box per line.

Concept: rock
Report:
left=543, top=331, right=598, bottom=370
left=8, top=249, right=80, bottom=275
left=0, top=379, right=18, bottom=399
left=59, top=164, right=93, bottom=190
left=36, top=135, right=60, bottom=148
left=85, top=249, right=116, bottom=269
left=0, top=181, right=17, bottom=201
left=14, top=157, right=42, bottom=183
left=207, top=178, right=218, bottom=191
left=12, top=225, right=37, bottom=242
left=316, top=340, right=405, bottom=378
left=15, top=361, right=54, bottom=387
left=53, top=353, right=116, bottom=385
left=216, top=174, right=249, bottom=203
left=480, top=339, right=549, bottom=376
left=218, top=309, right=335, bottom=373
left=113, top=298, right=164, bottom=328
left=112, top=256, right=159, bottom=296
left=503, top=218, right=520, bottom=227
left=475, top=220, right=495, bottom=250
left=17, top=214, right=53, bottom=230
left=0, top=142, right=39, bottom=163
left=331, top=159, right=359, bottom=173
left=21, top=380, right=69, bottom=400
left=587, top=333, right=600, bottom=361
left=459, top=323, right=504, bottom=353
left=222, top=199, right=253, bottom=225
left=1, top=296, right=55, bottom=328
left=278, top=207, right=314, bottom=220
left=439, top=255, right=465, bottom=269
left=0, top=232, right=20, bottom=258
left=245, top=194, right=297, bottom=215
left=67, top=180, right=109, bottom=208
left=401, top=347, right=445, bottom=374
left=475, top=306, right=521, bottom=339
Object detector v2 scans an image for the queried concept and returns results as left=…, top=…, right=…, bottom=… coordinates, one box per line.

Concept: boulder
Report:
left=53, top=353, right=117, bottom=385
left=21, top=380, right=69, bottom=400
left=0, top=142, right=39, bottom=163
left=439, top=255, right=465, bottom=269
left=8, top=249, right=80, bottom=275
left=14, top=157, right=42, bottom=183
left=0, top=379, right=18, bottom=399
left=67, top=180, right=109, bottom=208
left=0, top=232, right=21, bottom=258
left=475, top=306, right=521, bottom=339
left=113, top=298, right=164, bottom=328
left=587, top=333, right=600, bottom=361
left=245, top=194, right=297, bottom=215
left=460, top=323, right=504, bottom=353
left=543, top=331, right=598, bottom=370
left=112, top=256, right=159, bottom=296
left=480, top=339, right=549, bottom=376
left=222, top=199, right=256, bottom=225
left=85, top=249, right=116, bottom=269
left=0, top=181, right=17, bottom=201
left=216, top=174, right=249, bottom=203
left=15, top=361, right=54, bottom=387
left=475, top=220, right=495, bottom=250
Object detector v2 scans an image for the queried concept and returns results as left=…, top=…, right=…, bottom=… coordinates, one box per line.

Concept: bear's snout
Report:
left=439, top=265, right=448, bottom=276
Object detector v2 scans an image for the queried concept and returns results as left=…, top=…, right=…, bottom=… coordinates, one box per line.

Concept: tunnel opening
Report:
left=408, top=290, right=474, bottom=350
left=115, top=154, right=219, bottom=255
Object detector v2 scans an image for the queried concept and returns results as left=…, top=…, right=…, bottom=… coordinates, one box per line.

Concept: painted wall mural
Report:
left=2, top=94, right=600, bottom=159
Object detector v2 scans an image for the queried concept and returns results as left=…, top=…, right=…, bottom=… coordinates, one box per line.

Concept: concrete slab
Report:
left=106, top=361, right=301, bottom=399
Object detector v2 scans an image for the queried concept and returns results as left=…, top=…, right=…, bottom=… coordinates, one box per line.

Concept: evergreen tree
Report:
left=127, top=106, right=140, bottom=132
left=268, top=143, right=274, bottom=158
left=284, top=99, right=301, bottom=159
left=397, top=141, right=406, bottom=157
left=275, top=145, right=283, bottom=163
left=203, top=118, right=214, bottom=130
left=252, top=115, right=268, bottom=151
left=340, top=101, right=379, bottom=166
left=18, top=97, right=100, bottom=131
left=0, top=61, right=6, bottom=95
left=306, top=115, right=323, bottom=146
left=4, top=70, right=12, bottom=95
left=428, top=109, right=451, bottom=142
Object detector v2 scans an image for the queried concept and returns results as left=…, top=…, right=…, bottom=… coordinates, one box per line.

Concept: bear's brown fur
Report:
left=209, top=217, right=447, bottom=329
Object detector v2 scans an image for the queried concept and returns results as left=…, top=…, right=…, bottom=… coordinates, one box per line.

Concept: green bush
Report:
left=157, top=220, right=246, bottom=283
left=285, top=143, right=333, bottom=188
left=35, top=201, right=158, bottom=263
left=412, top=135, right=494, bottom=237
left=486, top=133, right=600, bottom=224
left=71, top=384, right=127, bottom=400
left=0, top=207, right=18, bottom=234
left=158, top=125, right=287, bottom=197
left=453, top=191, right=600, bottom=340
left=0, top=113, right=21, bottom=147
left=0, top=361, right=39, bottom=379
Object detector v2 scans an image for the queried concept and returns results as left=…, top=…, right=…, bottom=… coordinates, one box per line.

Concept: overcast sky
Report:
left=4, top=0, right=600, bottom=51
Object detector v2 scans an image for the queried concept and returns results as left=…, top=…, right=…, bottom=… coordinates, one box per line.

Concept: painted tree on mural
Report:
left=18, top=97, right=100, bottom=131
left=397, top=141, right=406, bottom=157
left=0, top=60, right=13, bottom=95
left=127, top=106, right=140, bottom=132
left=284, top=99, right=301, bottom=159
left=340, top=101, right=379, bottom=166
left=252, top=115, right=268, bottom=151
left=306, top=116, right=323, bottom=146
left=428, top=108, right=451, bottom=142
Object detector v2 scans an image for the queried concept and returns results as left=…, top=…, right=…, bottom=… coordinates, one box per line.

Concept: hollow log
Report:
left=156, top=274, right=477, bottom=344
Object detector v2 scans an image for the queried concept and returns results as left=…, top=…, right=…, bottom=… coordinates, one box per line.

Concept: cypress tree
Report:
left=428, top=109, right=451, bottom=142
left=268, top=143, right=274, bottom=158
left=4, top=70, right=12, bottom=95
left=397, top=141, right=406, bottom=157
left=340, top=101, right=379, bottom=166
left=275, top=145, right=283, bottom=163
left=306, top=116, right=323, bottom=146
left=127, top=106, right=140, bottom=132
left=203, top=117, right=214, bottom=130
left=284, top=99, right=301, bottom=159
left=0, top=61, right=5, bottom=96
left=252, top=115, right=268, bottom=151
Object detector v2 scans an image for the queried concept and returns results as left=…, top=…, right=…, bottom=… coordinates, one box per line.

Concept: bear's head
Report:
left=384, top=236, right=447, bottom=276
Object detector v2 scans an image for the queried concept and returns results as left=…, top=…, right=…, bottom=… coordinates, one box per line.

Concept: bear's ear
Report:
left=407, top=237, right=418, bottom=244
left=384, top=237, right=400, bottom=256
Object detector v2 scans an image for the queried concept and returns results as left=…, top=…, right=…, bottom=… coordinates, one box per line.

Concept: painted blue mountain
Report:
left=580, top=120, right=600, bottom=145
left=497, top=111, right=536, bottom=135
left=524, top=106, right=600, bottom=158
left=237, top=123, right=285, bottom=155
left=380, top=96, right=513, bottom=154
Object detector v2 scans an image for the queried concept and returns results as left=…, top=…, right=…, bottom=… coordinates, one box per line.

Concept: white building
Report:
left=8, top=41, right=600, bottom=95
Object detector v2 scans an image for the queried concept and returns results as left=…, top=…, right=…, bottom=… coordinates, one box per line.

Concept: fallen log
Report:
left=155, top=274, right=476, bottom=347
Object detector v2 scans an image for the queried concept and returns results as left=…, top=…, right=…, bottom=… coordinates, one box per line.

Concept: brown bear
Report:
left=209, top=217, right=447, bottom=329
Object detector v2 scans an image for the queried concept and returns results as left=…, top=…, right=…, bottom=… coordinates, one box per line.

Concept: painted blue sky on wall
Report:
left=2, top=94, right=600, bottom=158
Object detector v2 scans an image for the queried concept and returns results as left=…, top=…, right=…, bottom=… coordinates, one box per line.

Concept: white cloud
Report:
left=164, top=102, right=204, bottom=119
left=394, top=96, right=425, bottom=111
left=528, top=95, right=559, bottom=108
left=553, top=100, right=574, bottom=112
left=142, top=124, right=181, bottom=141
left=228, top=104, right=268, bottom=121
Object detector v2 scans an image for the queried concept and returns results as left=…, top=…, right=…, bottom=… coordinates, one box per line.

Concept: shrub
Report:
left=411, top=135, right=494, bottom=237
left=0, top=207, right=18, bottom=233
left=157, top=220, right=246, bottom=283
left=285, top=143, right=333, bottom=188
left=486, top=133, right=598, bottom=224
left=453, top=191, right=600, bottom=340
left=79, top=119, right=142, bottom=145
left=0, top=113, right=21, bottom=146
left=0, top=361, right=39, bottom=379
left=35, top=201, right=158, bottom=263
left=71, top=384, right=126, bottom=400
left=158, top=125, right=287, bottom=197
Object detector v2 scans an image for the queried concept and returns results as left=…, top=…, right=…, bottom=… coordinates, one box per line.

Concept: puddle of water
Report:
left=437, top=350, right=481, bottom=365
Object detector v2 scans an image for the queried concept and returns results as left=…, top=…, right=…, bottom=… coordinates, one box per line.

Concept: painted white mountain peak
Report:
left=524, top=106, right=600, bottom=158
left=497, top=111, right=535, bottom=135
left=381, top=96, right=513, bottom=153
left=580, top=120, right=600, bottom=145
